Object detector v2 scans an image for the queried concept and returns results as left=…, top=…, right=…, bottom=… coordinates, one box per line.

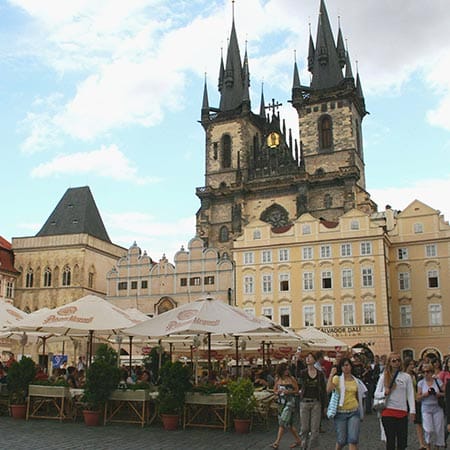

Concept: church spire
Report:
left=307, top=26, right=315, bottom=73
left=259, top=83, right=266, bottom=118
left=310, top=0, right=343, bottom=89
left=242, top=44, right=251, bottom=112
left=218, top=48, right=224, bottom=93
left=219, top=10, right=245, bottom=111
left=336, top=21, right=346, bottom=69
left=201, top=73, right=210, bottom=122
left=344, top=50, right=353, bottom=79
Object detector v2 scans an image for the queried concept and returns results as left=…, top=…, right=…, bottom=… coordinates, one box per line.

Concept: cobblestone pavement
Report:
left=0, top=412, right=420, bottom=450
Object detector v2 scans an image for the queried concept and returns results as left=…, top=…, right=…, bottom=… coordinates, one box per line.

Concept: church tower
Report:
left=291, top=0, right=376, bottom=217
left=196, top=1, right=376, bottom=254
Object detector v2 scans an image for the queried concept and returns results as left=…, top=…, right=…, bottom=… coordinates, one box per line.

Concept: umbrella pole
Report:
left=262, top=340, right=265, bottom=368
left=234, top=336, right=239, bottom=379
left=129, top=336, right=133, bottom=370
left=190, top=345, right=194, bottom=373
left=88, top=330, right=93, bottom=366
left=207, top=332, right=212, bottom=377
left=169, top=343, right=173, bottom=363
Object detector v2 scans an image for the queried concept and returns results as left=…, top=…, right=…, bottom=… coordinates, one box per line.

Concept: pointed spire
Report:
left=356, top=68, right=364, bottom=99
left=259, top=83, right=266, bottom=118
left=219, top=11, right=245, bottom=111
left=307, top=27, right=315, bottom=72
left=336, top=21, right=346, bottom=69
left=242, top=45, right=251, bottom=112
left=293, top=57, right=301, bottom=89
left=310, top=0, right=343, bottom=90
left=202, top=73, right=209, bottom=110
left=218, top=48, right=224, bottom=92
left=344, top=50, right=353, bottom=79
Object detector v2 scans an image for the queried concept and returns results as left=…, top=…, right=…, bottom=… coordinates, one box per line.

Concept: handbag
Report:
left=326, top=390, right=340, bottom=419
left=434, top=379, right=446, bottom=411
left=373, top=370, right=400, bottom=412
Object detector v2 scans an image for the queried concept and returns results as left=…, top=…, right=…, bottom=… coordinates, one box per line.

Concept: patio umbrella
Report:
left=11, top=295, right=140, bottom=364
left=0, top=300, right=27, bottom=329
left=296, top=327, right=348, bottom=350
left=124, top=297, right=285, bottom=374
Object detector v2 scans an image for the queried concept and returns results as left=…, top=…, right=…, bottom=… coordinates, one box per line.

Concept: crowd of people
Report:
left=265, top=350, right=450, bottom=450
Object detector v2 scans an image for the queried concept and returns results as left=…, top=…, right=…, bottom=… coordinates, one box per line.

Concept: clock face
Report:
left=267, top=132, right=280, bottom=148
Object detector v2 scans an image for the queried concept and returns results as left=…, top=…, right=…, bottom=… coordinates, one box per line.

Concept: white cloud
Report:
left=371, top=176, right=450, bottom=220
left=30, top=144, right=159, bottom=184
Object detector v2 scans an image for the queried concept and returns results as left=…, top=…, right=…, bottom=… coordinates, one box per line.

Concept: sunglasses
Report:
left=390, top=358, right=401, bottom=363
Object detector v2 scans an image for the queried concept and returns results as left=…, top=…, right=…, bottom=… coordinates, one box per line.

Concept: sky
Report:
left=1, top=0, right=449, bottom=262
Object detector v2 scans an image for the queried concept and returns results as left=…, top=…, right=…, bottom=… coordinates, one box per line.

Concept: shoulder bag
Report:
left=373, top=370, right=399, bottom=412
left=326, top=389, right=340, bottom=419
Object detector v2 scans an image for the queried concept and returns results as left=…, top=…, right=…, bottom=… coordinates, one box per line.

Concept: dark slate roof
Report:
left=310, top=0, right=343, bottom=90
left=219, top=19, right=245, bottom=111
left=36, top=186, right=111, bottom=243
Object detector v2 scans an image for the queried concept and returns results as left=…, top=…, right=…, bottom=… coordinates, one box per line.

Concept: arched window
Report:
left=26, top=268, right=34, bottom=288
left=221, top=134, right=231, bottom=168
left=319, top=115, right=333, bottom=150
left=62, top=265, right=71, bottom=286
left=43, top=267, right=52, bottom=287
left=219, top=225, right=229, bottom=242
left=324, top=194, right=332, bottom=208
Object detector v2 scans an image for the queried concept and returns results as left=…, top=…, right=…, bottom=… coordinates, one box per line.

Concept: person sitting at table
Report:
left=35, top=365, right=48, bottom=381
left=76, top=369, right=86, bottom=387
left=140, top=369, right=152, bottom=384
left=254, top=368, right=270, bottom=389
left=66, top=366, right=78, bottom=388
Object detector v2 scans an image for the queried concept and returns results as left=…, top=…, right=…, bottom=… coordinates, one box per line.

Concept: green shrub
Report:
left=6, top=357, right=37, bottom=404
left=227, top=378, right=256, bottom=419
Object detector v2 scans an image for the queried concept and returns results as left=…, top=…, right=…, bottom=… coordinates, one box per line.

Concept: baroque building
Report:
left=196, top=0, right=376, bottom=257
left=106, top=237, right=234, bottom=315
left=12, top=186, right=126, bottom=312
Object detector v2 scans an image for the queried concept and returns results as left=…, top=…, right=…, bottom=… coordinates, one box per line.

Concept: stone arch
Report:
left=155, top=296, right=177, bottom=315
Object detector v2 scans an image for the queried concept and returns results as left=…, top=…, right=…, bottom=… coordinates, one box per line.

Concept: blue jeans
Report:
left=334, top=409, right=361, bottom=446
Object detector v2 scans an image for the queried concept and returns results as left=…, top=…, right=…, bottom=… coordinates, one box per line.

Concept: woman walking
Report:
left=375, top=353, right=416, bottom=450
left=404, top=357, right=426, bottom=450
left=417, top=363, right=445, bottom=449
left=298, top=352, right=328, bottom=449
left=270, top=362, right=302, bottom=449
left=327, top=357, right=367, bottom=450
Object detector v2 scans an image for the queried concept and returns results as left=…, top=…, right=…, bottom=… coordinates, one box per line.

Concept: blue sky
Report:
left=1, top=0, right=449, bottom=261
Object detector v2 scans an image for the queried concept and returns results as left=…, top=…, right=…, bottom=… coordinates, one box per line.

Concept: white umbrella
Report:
left=12, top=295, right=140, bottom=363
left=297, top=327, right=348, bottom=350
left=0, top=300, right=27, bottom=329
left=125, top=297, right=283, bottom=337
left=124, top=297, right=285, bottom=374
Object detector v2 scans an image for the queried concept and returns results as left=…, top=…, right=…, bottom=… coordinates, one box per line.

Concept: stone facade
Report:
left=106, top=237, right=235, bottom=315
left=12, top=234, right=126, bottom=312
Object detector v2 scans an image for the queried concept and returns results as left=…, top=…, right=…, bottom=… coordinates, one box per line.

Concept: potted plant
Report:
left=82, top=344, right=121, bottom=426
left=157, top=361, right=192, bottom=430
left=6, top=356, right=37, bottom=419
left=228, top=377, right=257, bottom=433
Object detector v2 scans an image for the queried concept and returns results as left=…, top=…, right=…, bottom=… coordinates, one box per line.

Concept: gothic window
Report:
left=221, top=134, right=231, bottom=168
left=219, top=225, right=229, bottom=242
left=319, top=115, right=333, bottom=150
left=43, top=267, right=52, bottom=287
left=26, top=268, right=34, bottom=288
left=355, top=118, right=362, bottom=155
left=324, top=194, right=332, bottom=208
left=213, top=142, right=218, bottom=159
left=62, top=265, right=71, bottom=286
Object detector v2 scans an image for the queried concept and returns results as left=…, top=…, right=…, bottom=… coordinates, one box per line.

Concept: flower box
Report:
left=28, top=385, right=70, bottom=398
left=185, top=392, right=228, bottom=406
left=109, top=389, right=151, bottom=402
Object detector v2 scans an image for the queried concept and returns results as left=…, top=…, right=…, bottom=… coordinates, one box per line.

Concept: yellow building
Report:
left=233, top=209, right=392, bottom=356
left=388, top=200, right=450, bottom=360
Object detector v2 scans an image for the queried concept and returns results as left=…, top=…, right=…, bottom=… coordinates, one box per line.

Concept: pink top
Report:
left=438, top=370, right=450, bottom=386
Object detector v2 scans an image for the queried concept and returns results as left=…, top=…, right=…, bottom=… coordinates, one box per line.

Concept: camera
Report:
left=428, top=387, right=436, bottom=395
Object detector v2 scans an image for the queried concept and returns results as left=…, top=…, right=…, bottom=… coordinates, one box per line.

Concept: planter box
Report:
left=185, top=392, right=228, bottom=406
left=28, top=385, right=70, bottom=398
left=109, top=389, right=151, bottom=402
